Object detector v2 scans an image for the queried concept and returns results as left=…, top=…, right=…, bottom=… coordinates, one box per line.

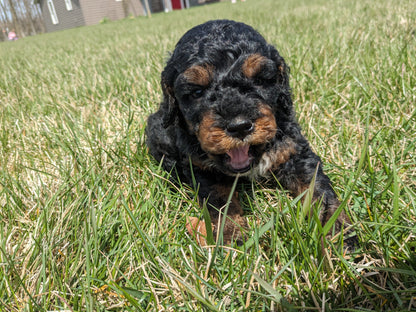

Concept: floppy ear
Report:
left=269, top=47, right=290, bottom=88
left=160, top=68, right=179, bottom=128
left=269, top=47, right=294, bottom=118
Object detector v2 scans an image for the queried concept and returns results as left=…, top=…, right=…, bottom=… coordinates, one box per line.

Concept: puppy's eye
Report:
left=256, top=63, right=278, bottom=84
left=245, top=59, right=278, bottom=86
left=191, top=88, right=204, bottom=99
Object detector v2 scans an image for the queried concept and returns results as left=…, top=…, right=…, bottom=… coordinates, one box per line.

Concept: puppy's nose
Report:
left=226, top=118, right=254, bottom=138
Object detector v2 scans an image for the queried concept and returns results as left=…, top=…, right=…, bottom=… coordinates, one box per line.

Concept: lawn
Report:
left=0, top=0, right=415, bottom=310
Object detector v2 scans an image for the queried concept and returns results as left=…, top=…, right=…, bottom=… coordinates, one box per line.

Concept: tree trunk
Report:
left=34, top=3, right=46, bottom=33
left=7, top=0, right=22, bottom=37
left=23, top=0, right=36, bottom=35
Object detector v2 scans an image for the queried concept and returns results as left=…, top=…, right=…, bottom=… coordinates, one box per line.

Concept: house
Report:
left=36, top=0, right=145, bottom=32
left=36, top=0, right=220, bottom=33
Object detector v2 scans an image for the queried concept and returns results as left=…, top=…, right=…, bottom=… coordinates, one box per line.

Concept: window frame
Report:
left=47, top=0, right=59, bottom=25
left=65, top=0, right=73, bottom=11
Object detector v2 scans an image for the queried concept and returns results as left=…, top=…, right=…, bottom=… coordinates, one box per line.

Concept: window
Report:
left=65, top=0, right=73, bottom=11
left=47, top=0, right=59, bottom=25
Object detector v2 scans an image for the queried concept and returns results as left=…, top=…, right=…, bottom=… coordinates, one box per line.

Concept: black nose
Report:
left=226, top=118, right=254, bottom=138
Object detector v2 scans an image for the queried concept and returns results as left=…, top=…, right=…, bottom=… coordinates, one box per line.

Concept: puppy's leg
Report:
left=205, top=184, right=248, bottom=245
left=276, top=150, right=354, bottom=242
left=191, top=172, right=247, bottom=245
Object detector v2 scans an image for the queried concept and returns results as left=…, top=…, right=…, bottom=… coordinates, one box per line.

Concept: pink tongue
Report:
left=226, top=145, right=250, bottom=170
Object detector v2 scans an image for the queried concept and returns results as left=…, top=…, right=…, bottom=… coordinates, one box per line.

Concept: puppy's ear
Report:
left=269, top=47, right=294, bottom=117
left=161, top=73, right=178, bottom=128
left=271, top=49, right=289, bottom=88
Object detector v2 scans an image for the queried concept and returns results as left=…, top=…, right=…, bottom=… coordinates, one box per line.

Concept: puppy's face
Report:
left=172, top=53, right=287, bottom=176
left=160, top=21, right=293, bottom=176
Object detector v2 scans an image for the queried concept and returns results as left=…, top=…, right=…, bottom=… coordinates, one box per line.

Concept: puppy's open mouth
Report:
left=225, top=145, right=253, bottom=172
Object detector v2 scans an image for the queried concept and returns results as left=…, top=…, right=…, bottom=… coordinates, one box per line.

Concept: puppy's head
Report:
left=161, top=20, right=294, bottom=175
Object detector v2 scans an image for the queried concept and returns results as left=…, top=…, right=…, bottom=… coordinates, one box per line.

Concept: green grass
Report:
left=1, top=0, right=415, bottom=310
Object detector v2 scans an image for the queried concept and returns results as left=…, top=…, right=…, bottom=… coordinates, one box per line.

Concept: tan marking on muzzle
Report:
left=197, top=104, right=277, bottom=155
left=197, top=112, right=241, bottom=154
left=249, top=104, right=277, bottom=144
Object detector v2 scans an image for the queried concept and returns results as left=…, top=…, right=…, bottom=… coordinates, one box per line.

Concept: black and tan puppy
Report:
left=146, top=20, right=351, bottom=245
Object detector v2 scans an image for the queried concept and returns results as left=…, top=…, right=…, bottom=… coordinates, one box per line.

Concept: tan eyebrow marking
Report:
left=183, top=65, right=213, bottom=86
left=242, top=53, right=268, bottom=78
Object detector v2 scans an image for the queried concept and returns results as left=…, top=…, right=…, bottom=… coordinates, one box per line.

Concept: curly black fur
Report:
left=146, top=20, right=353, bottom=245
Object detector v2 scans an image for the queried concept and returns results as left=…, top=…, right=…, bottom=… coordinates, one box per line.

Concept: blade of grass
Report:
left=323, top=113, right=370, bottom=235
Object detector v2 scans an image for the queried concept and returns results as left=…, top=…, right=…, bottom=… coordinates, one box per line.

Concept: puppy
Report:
left=146, top=20, right=352, bottom=245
